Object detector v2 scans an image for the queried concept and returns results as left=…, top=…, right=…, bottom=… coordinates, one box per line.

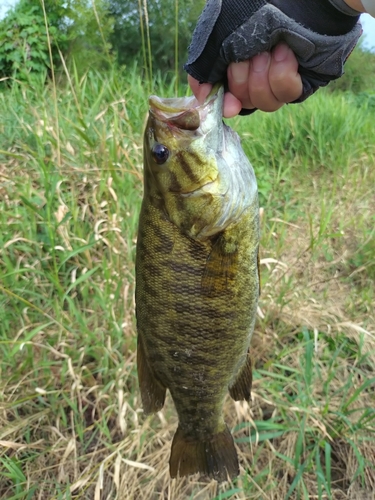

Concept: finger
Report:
left=187, top=75, right=212, bottom=104
left=227, top=61, right=255, bottom=110
left=269, top=44, right=303, bottom=103
left=223, top=92, right=242, bottom=118
left=248, top=52, right=284, bottom=112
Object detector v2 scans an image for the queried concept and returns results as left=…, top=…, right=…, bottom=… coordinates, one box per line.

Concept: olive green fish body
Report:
left=135, top=86, right=259, bottom=481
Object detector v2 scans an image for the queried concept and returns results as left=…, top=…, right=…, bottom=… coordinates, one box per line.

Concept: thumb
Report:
left=188, top=75, right=212, bottom=104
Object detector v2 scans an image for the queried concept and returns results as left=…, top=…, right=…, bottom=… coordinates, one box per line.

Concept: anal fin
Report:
left=169, top=425, right=239, bottom=481
left=257, top=248, right=261, bottom=296
left=229, top=352, right=252, bottom=402
left=137, top=335, right=166, bottom=414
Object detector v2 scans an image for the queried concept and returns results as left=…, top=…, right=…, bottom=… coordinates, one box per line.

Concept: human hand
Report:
left=189, top=43, right=302, bottom=118
left=185, top=0, right=362, bottom=117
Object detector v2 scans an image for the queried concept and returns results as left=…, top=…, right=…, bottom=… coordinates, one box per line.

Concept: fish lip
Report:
left=170, top=179, right=217, bottom=197
left=149, top=86, right=223, bottom=132
left=149, top=84, right=222, bottom=119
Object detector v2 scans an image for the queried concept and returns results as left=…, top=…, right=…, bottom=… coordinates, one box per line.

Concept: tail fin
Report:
left=169, top=425, right=239, bottom=481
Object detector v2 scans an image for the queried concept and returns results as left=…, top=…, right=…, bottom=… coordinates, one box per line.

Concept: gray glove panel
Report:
left=221, top=5, right=361, bottom=83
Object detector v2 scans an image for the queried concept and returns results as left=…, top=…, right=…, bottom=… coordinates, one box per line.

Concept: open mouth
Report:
left=149, top=86, right=222, bottom=132
left=150, top=96, right=201, bottom=132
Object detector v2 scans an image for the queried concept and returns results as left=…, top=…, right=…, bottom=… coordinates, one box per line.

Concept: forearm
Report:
left=346, top=0, right=375, bottom=16
left=339, top=0, right=375, bottom=17
left=343, top=0, right=366, bottom=11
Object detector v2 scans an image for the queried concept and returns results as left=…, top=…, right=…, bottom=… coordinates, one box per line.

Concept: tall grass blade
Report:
left=138, top=0, right=149, bottom=84
left=211, top=489, right=243, bottom=500
left=143, top=0, right=153, bottom=89
left=284, top=461, right=307, bottom=500
left=175, top=0, right=179, bottom=93
left=40, top=0, right=60, bottom=167
left=62, top=266, right=100, bottom=303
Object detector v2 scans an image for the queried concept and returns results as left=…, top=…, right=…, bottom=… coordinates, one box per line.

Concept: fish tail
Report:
left=169, top=425, right=239, bottom=481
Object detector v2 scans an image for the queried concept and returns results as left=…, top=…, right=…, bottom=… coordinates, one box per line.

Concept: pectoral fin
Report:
left=201, top=233, right=238, bottom=298
left=137, top=335, right=166, bottom=414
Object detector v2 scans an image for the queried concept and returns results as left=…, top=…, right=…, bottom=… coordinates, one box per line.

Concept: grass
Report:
left=1, top=64, right=375, bottom=499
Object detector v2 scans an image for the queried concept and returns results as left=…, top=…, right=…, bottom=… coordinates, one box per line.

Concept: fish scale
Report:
left=135, top=85, right=260, bottom=481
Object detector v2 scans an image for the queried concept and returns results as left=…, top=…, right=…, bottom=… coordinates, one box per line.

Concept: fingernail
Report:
left=273, top=44, right=290, bottom=62
left=230, top=61, right=249, bottom=84
left=252, top=52, right=270, bottom=73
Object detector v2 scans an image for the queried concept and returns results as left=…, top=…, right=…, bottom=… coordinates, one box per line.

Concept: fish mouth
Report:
left=149, top=85, right=223, bottom=132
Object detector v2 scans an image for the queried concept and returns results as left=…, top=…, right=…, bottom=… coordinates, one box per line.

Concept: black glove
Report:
left=185, top=0, right=362, bottom=114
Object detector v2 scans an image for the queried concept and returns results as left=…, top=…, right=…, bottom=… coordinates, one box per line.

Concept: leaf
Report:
left=342, top=376, right=375, bottom=412
left=211, top=489, right=242, bottom=500
left=57, top=242, right=96, bottom=270
left=72, top=125, right=96, bottom=147
left=19, top=195, right=44, bottom=216
left=236, top=430, right=285, bottom=444
left=62, top=266, right=100, bottom=302
left=284, top=461, right=307, bottom=500
left=10, top=322, right=54, bottom=356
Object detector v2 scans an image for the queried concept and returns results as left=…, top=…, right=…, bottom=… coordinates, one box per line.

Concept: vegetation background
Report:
left=0, top=1, right=374, bottom=499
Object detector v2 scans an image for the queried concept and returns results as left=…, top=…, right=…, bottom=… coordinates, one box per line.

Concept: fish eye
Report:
left=152, top=144, right=169, bottom=165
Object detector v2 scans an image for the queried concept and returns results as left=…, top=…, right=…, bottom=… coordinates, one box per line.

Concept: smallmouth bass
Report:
left=135, top=85, right=260, bottom=481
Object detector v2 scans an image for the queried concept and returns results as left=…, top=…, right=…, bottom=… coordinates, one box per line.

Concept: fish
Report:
left=135, top=85, right=260, bottom=481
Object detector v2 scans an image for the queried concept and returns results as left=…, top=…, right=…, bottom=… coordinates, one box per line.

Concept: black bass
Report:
left=135, top=85, right=260, bottom=481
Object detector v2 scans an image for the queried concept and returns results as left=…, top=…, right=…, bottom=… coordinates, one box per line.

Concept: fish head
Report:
left=144, top=86, right=226, bottom=239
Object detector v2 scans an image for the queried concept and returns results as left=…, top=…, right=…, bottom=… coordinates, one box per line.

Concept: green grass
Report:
left=1, top=67, right=375, bottom=499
